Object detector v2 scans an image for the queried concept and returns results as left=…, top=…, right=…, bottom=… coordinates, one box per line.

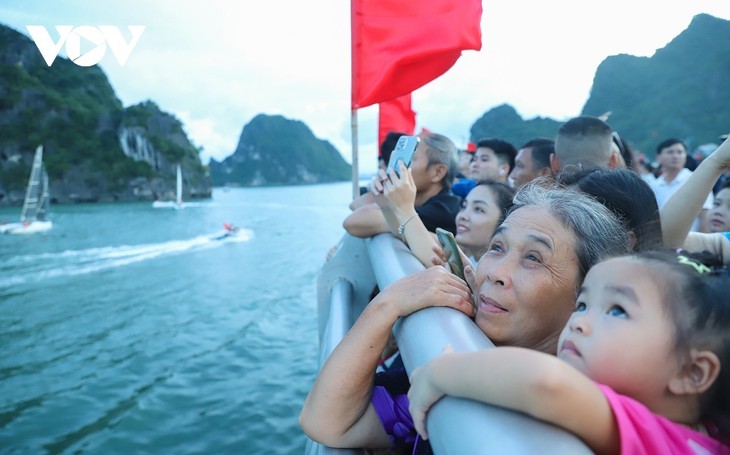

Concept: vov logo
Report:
left=26, top=25, right=145, bottom=67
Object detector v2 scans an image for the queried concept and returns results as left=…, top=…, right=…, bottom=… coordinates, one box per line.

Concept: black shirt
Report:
left=415, top=188, right=461, bottom=234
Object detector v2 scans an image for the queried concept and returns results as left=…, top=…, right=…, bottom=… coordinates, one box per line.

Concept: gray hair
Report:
left=510, top=178, right=628, bottom=287
left=420, top=132, right=458, bottom=191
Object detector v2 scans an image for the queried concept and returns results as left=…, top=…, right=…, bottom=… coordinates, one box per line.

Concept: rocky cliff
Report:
left=0, top=24, right=211, bottom=205
left=469, top=14, right=730, bottom=157
left=209, top=114, right=351, bottom=186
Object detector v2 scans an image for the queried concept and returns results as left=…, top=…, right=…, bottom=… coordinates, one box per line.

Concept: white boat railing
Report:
left=307, top=233, right=591, bottom=454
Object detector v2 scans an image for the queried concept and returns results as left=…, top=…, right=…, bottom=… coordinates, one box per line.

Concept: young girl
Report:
left=407, top=251, right=730, bottom=454
left=709, top=180, right=730, bottom=233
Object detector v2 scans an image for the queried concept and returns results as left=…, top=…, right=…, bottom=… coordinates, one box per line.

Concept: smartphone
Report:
left=387, top=135, right=420, bottom=176
left=435, top=227, right=472, bottom=294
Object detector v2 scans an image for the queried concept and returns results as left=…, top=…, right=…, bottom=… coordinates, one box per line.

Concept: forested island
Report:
left=0, top=13, right=728, bottom=205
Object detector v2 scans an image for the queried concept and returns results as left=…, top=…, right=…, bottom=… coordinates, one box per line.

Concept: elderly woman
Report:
left=300, top=181, right=628, bottom=452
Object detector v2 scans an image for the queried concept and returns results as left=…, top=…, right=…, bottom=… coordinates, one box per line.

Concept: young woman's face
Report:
left=557, top=257, right=679, bottom=409
left=473, top=206, right=580, bottom=354
left=455, top=185, right=502, bottom=255
left=709, top=188, right=730, bottom=233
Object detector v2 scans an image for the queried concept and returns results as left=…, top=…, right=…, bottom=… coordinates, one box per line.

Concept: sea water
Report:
left=0, top=183, right=352, bottom=454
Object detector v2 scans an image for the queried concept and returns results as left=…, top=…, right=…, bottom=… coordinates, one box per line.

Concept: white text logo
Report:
left=26, top=25, right=145, bottom=67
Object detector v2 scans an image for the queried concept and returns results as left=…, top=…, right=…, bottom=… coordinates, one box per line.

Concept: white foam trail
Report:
left=0, top=229, right=253, bottom=288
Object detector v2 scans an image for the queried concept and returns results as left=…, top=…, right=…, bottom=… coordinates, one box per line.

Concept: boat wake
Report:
left=0, top=229, right=253, bottom=288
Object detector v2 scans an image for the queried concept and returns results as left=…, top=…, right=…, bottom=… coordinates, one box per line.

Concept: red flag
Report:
left=351, top=0, right=482, bottom=110
left=378, top=94, right=416, bottom=151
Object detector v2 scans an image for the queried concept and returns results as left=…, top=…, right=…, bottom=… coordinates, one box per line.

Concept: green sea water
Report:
left=0, top=183, right=352, bottom=454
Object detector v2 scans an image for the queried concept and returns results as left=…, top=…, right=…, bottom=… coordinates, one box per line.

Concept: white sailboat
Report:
left=152, top=164, right=184, bottom=209
left=0, top=145, right=53, bottom=234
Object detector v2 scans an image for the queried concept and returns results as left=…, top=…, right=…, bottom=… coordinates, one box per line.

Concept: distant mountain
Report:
left=469, top=14, right=730, bottom=158
left=584, top=13, right=730, bottom=156
left=0, top=24, right=211, bottom=205
left=209, top=114, right=351, bottom=186
left=470, top=104, right=561, bottom=149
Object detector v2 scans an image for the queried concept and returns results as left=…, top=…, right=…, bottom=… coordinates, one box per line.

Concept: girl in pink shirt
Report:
left=408, top=251, right=730, bottom=454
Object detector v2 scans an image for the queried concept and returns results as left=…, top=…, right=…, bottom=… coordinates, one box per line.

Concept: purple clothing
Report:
left=371, top=368, right=432, bottom=454
left=371, top=385, right=417, bottom=447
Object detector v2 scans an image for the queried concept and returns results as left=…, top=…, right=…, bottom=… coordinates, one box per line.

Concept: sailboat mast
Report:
left=176, top=164, right=183, bottom=205
left=20, top=145, right=43, bottom=223
left=37, top=169, right=50, bottom=221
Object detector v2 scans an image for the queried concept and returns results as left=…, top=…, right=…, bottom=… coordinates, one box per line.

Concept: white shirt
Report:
left=647, top=168, right=713, bottom=232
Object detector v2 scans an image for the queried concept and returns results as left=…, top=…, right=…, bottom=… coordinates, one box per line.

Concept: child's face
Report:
left=557, top=257, right=681, bottom=407
left=709, top=188, right=730, bottom=233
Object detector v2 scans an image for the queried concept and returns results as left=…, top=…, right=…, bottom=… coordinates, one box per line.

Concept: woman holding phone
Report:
left=372, top=159, right=514, bottom=268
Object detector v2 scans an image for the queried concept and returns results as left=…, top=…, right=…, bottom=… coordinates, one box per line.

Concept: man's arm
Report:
left=343, top=203, right=391, bottom=238
left=349, top=192, right=374, bottom=211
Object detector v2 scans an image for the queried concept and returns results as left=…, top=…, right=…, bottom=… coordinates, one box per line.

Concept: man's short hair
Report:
left=655, top=138, right=685, bottom=155
left=421, top=132, right=458, bottom=191
left=555, top=116, right=613, bottom=169
left=475, top=138, right=517, bottom=171
left=521, top=138, right=554, bottom=170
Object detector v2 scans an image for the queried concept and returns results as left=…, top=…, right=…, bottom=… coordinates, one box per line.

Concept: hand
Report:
left=429, top=244, right=447, bottom=267
left=373, top=266, right=475, bottom=319
left=370, top=171, right=388, bottom=208
left=463, top=263, right=479, bottom=306
left=382, top=162, right=418, bottom=216
left=408, top=345, right=456, bottom=440
left=325, top=243, right=339, bottom=262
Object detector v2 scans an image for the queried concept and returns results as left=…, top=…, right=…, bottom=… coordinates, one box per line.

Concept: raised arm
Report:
left=407, top=347, right=618, bottom=455
left=375, top=163, right=444, bottom=268
left=662, top=136, right=730, bottom=247
left=299, top=267, right=474, bottom=448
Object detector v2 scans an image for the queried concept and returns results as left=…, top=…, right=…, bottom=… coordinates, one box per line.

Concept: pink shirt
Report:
left=599, top=384, right=729, bottom=454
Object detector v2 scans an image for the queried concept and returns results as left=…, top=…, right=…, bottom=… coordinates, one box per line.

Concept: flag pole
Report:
left=351, top=108, right=359, bottom=200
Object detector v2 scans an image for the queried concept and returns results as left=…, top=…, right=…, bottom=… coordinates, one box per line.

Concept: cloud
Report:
left=3, top=0, right=730, bottom=178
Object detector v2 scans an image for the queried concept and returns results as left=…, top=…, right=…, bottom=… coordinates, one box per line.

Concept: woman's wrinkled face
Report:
left=455, top=185, right=502, bottom=255
left=473, top=206, right=580, bottom=354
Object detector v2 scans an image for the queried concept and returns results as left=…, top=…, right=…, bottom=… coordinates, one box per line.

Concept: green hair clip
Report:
left=677, top=255, right=711, bottom=274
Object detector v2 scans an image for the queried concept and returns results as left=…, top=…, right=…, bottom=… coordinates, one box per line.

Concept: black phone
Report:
left=436, top=227, right=473, bottom=294
left=387, top=135, right=419, bottom=176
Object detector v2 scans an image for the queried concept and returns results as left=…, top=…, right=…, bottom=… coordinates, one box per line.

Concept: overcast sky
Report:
left=2, top=0, right=730, bottom=175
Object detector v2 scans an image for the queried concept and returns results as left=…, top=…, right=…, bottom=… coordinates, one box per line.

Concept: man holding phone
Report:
left=343, top=131, right=461, bottom=237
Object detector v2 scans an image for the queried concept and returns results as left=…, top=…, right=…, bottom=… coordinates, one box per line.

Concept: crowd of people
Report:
left=301, top=116, right=730, bottom=454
